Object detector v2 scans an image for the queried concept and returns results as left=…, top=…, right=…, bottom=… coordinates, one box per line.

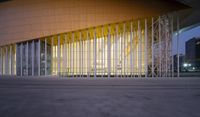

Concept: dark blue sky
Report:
left=172, top=26, right=200, bottom=55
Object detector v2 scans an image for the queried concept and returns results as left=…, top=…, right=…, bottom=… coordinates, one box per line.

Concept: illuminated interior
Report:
left=0, top=16, right=173, bottom=77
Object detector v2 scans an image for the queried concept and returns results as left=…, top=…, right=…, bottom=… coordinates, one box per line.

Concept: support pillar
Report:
left=45, top=38, right=47, bottom=76
left=38, top=40, right=40, bottom=76
left=58, top=36, right=60, bottom=76
left=87, top=31, right=90, bottom=77
left=152, top=18, right=154, bottom=77
left=115, top=25, right=118, bottom=77
left=171, top=15, right=174, bottom=77
left=10, top=45, right=12, bottom=75
left=177, top=15, right=180, bottom=77
left=20, top=44, right=23, bottom=76
left=159, top=17, right=162, bottom=77
left=108, top=26, right=111, bottom=78
left=26, top=42, right=28, bottom=76
left=94, top=29, right=97, bottom=78
left=138, top=20, right=142, bottom=77
left=32, top=41, right=34, bottom=76
left=130, top=22, right=133, bottom=77
left=145, top=19, right=148, bottom=77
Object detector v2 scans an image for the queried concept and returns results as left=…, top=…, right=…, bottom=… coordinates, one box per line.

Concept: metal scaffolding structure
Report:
left=0, top=14, right=179, bottom=78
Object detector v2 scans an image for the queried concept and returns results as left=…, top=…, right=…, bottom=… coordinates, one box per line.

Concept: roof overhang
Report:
left=0, top=0, right=189, bottom=46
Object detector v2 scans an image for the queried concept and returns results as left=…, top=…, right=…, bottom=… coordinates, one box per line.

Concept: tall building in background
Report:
left=0, top=0, right=187, bottom=77
left=185, top=37, right=200, bottom=71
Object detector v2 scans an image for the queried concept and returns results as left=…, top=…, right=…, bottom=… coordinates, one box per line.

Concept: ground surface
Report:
left=0, top=77, right=200, bottom=117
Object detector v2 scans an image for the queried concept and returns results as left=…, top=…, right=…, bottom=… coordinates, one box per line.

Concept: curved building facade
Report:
left=0, top=0, right=186, bottom=77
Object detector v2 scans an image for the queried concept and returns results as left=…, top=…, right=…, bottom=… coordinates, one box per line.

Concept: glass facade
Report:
left=0, top=16, right=174, bottom=77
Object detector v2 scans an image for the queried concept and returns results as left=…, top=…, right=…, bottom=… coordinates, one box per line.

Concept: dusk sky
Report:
left=172, top=25, right=200, bottom=55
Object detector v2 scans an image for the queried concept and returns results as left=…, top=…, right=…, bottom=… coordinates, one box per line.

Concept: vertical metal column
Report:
left=123, top=23, right=126, bottom=77
left=64, top=34, right=67, bottom=77
left=115, top=25, right=118, bottom=77
left=5, top=47, right=8, bottom=75
left=51, top=37, right=54, bottom=75
left=38, top=40, right=40, bottom=76
left=58, top=36, right=60, bottom=76
left=145, top=19, right=148, bottom=77
left=26, top=42, right=28, bottom=76
left=87, top=30, right=90, bottom=77
left=130, top=22, right=133, bottom=77
left=108, top=26, right=111, bottom=78
left=177, top=15, right=180, bottom=78
left=138, top=20, right=142, bottom=77
left=120, top=28, right=123, bottom=77
left=79, top=32, right=82, bottom=77
left=158, top=17, right=162, bottom=77
left=152, top=18, right=154, bottom=77
left=45, top=38, right=47, bottom=76
left=94, top=28, right=97, bottom=78
left=82, top=33, right=84, bottom=77
left=10, top=45, right=12, bottom=75
left=20, top=44, right=23, bottom=76
left=171, top=15, right=174, bottom=77
left=72, top=33, right=74, bottom=78
left=32, top=41, right=35, bottom=76
left=102, top=27, right=104, bottom=77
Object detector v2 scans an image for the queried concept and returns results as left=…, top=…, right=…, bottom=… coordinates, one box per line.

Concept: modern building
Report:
left=0, top=0, right=192, bottom=77
left=185, top=37, right=200, bottom=71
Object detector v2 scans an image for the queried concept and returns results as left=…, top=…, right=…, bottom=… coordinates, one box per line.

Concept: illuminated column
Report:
left=152, top=18, right=154, bottom=77
left=38, top=39, right=40, bottom=76
left=130, top=22, right=133, bottom=77
left=94, top=29, right=97, bottom=78
left=80, top=32, right=82, bottom=77
left=108, top=26, right=111, bottom=78
left=87, top=30, right=90, bottom=77
left=123, top=23, right=126, bottom=76
left=138, top=20, right=142, bottom=77
left=32, top=41, right=35, bottom=76
left=58, top=36, right=60, bottom=76
left=115, top=25, right=118, bottom=77
left=81, top=33, right=84, bottom=76
left=72, top=33, right=74, bottom=77
left=145, top=19, right=148, bottom=77
left=132, top=24, right=135, bottom=77
left=120, top=28, right=123, bottom=77
left=79, top=32, right=81, bottom=77
left=101, top=27, right=104, bottom=77
left=64, top=34, right=67, bottom=76
left=45, top=38, right=47, bottom=76
left=26, top=42, right=28, bottom=76
left=159, top=17, right=162, bottom=77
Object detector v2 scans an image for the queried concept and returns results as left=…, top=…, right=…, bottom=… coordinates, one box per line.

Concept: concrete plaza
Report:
left=0, top=77, right=200, bottom=117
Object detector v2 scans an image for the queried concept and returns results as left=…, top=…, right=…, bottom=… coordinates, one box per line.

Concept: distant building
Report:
left=185, top=37, right=200, bottom=71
